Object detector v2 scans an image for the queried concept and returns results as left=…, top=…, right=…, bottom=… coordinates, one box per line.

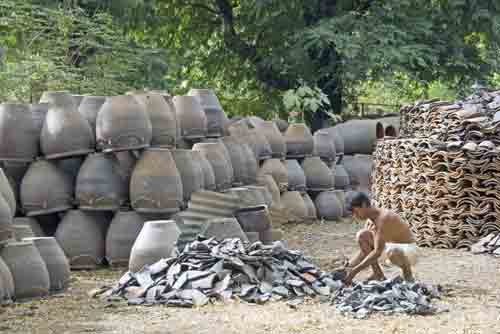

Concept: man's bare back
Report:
left=374, top=209, right=415, bottom=244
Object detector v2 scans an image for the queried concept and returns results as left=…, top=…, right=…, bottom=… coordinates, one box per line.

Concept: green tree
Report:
left=147, top=0, right=500, bottom=130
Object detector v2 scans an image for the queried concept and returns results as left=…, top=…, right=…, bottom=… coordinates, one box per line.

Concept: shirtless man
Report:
left=344, top=192, right=418, bottom=285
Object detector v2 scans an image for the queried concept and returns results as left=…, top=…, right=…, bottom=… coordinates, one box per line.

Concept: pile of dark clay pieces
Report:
left=93, top=237, right=444, bottom=319
left=331, top=276, right=444, bottom=319
left=471, top=232, right=500, bottom=256
left=94, top=237, right=346, bottom=307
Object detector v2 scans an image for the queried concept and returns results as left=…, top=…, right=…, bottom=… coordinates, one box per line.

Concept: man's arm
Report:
left=346, top=230, right=386, bottom=282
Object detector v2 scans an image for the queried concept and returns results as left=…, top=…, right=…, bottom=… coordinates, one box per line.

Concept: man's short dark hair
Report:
left=350, top=192, right=371, bottom=209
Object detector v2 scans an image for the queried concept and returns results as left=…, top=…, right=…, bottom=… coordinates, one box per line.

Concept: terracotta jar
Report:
left=171, top=149, right=204, bottom=204
left=0, top=241, right=50, bottom=299
left=130, top=148, right=183, bottom=214
left=257, top=121, right=286, bottom=159
left=0, top=256, right=14, bottom=301
left=187, top=89, right=228, bottom=138
left=129, top=220, right=180, bottom=272
left=333, top=157, right=351, bottom=190
left=78, top=96, right=107, bottom=137
left=257, top=174, right=281, bottom=209
left=40, top=91, right=94, bottom=159
left=313, top=130, right=336, bottom=162
left=105, top=211, right=146, bottom=267
left=284, top=160, right=306, bottom=192
left=315, top=191, right=343, bottom=220
left=284, top=123, right=314, bottom=158
left=235, top=205, right=272, bottom=241
left=131, top=92, right=178, bottom=148
left=222, top=136, right=248, bottom=186
left=280, top=191, right=308, bottom=222
left=0, top=104, right=41, bottom=162
left=76, top=153, right=128, bottom=211
left=302, top=157, right=334, bottom=191
left=258, top=159, right=288, bottom=192
left=192, top=142, right=233, bottom=191
left=96, top=95, right=152, bottom=152
left=23, top=237, right=70, bottom=291
left=302, top=193, right=317, bottom=221
left=55, top=210, right=106, bottom=269
left=20, top=160, right=73, bottom=216
left=202, top=218, right=248, bottom=242
left=191, top=151, right=216, bottom=191
left=0, top=168, right=16, bottom=216
left=173, top=95, right=207, bottom=140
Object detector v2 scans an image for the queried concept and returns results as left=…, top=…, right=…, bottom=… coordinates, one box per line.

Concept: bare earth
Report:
left=2, top=220, right=500, bottom=334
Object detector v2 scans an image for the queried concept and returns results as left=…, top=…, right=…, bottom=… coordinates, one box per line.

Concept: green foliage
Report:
left=0, top=0, right=169, bottom=102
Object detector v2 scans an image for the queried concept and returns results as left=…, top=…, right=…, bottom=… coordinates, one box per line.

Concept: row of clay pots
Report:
left=279, top=190, right=351, bottom=222
left=0, top=89, right=230, bottom=163
left=0, top=236, right=70, bottom=301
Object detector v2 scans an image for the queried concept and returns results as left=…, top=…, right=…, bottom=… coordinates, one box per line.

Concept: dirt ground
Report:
left=1, top=220, right=500, bottom=334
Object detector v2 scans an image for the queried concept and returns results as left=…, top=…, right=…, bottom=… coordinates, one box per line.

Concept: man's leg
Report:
left=387, top=248, right=414, bottom=282
left=351, top=229, right=385, bottom=280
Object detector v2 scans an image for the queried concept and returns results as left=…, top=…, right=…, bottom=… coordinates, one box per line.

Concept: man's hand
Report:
left=343, top=269, right=356, bottom=286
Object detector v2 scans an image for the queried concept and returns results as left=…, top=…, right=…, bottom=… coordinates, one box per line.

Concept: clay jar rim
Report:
left=143, top=220, right=176, bottom=227
left=236, top=205, right=268, bottom=214
left=2, top=240, right=34, bottom=248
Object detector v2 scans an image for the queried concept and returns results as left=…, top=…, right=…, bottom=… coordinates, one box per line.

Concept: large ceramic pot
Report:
left=202, top=217, right=248, bottom=242
left=23, top=237, right=70, bottom=291
left=191, top=151, right=216, bottom=191
left=258, top=159, right=288, bottom=192
left=96, top=95, right=152, bottom=152
left=171, top=149, right=204, bottom=204
left=55, top=210, right=106, bottom=269
left=332, top=120, right=384, bottom=155
left=131, top=92, right=177, bottom=148
left=313, top=130, right=336, bottom=162
left=192, top=142, right=233, bottom=191
left=1, top=161, right=29, bottom=214
left=0, top=192, right=12, bottom=244
left=130, top=148, right=183, bottom=213
left=129, top=220, right=180, bottom=272
left=323, top=128, right=344, bottom=156
left=0, top=241, right=50, bottom=299
left=377, top=116, right=400, bottom=137
left=0, top=168, right=16, bottom=216
left=240, top=143, right=258, bottom=185
left=222, top=136, right=247, bottom=186
left=302, top=193, right=317, bottom=221
left=342, top=154, right=373, bottom=191
left=284, top=123, right=314, bottom=158
left=0, top=104, right=41, bottom=162
left=40, top=91, right=94, bottom=159
left=13, top=217, right=45, bottom=237
left=77, top=96, right=107, bottom=137
left=0, top=256, right=14, bottom=301
left=274, top=119, right=289, bottom=133
left=29, top=103, right=49, bottom=134
left=257, top=121, right=286, bottom=159
left=315, top=191, right=343, bottom=220
left=235, top=205, right=272, bottom=241
left=302, top=157, right=334, bottom=192
left=173, top=96, right=207, bottom=140
left=76, top=153, right=128, bottom=211
left=257, top=174, right=281, bottom=209
left=333, top=156, right=351, bottom=190
left=187, top=89, right=228, bottom=138
left=284, top=160, right=306, bottom=192
left=105, top=211, right=145, bottom=267
left=280, top=191, right=308, bottom=222
left=21, top=160, right=73, bottom=216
